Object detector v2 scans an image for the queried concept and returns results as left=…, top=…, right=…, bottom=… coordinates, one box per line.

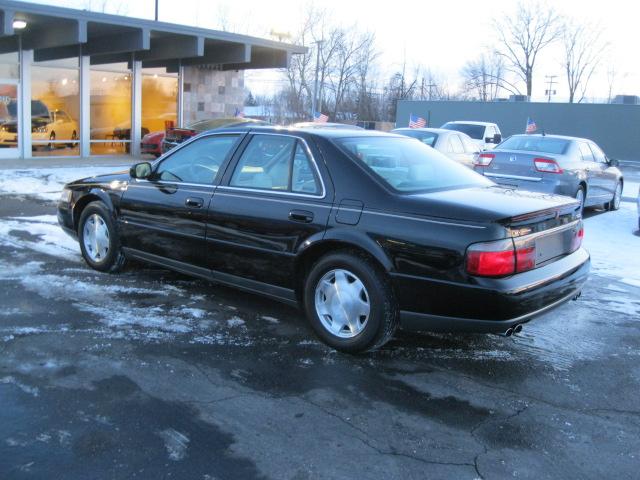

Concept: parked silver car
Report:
left=474, top=134, right=623, bottom=213
left=392, top=128, right=480, bottom=167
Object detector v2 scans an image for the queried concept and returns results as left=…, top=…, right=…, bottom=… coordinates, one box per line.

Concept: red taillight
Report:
left=534, top=158, right=563, bottom=174
left=571, top=226, right=584, bottom=252
left=466, top=239, right=537, bottom=277
left=474, top=153, right=495, bottom=167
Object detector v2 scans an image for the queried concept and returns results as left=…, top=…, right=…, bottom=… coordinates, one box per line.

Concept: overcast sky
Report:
left=21, top=0, right=639, bottom=101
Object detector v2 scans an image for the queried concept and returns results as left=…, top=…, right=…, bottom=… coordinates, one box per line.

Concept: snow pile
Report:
left=582, top=202, right=640, bottom=287
left=0, top=215, right=79, bottom=261
left=0, top=166, right=124, bottom=201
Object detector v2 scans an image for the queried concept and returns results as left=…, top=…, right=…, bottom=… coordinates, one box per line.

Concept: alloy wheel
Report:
left=314, top=269, right=370, bottom=338
left=83, top=213, right=110, bottom=262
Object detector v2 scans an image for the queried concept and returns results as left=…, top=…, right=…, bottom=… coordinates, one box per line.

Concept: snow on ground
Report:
left=582, top=201, right=639, bottom=284
left=0, top=166, right=124, bottom=201
left=623, top=181, right=640, bottom=199
left=0, top=215, right=80, bottom=261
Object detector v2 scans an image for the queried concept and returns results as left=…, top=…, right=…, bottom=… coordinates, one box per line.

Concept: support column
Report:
left=79, top=53, right=90, bottom=157
left=177, top=63, right=184, bottom=127
left=131, top=56, right=142, bottom=157
left=18, top=48, right=32, bottom=159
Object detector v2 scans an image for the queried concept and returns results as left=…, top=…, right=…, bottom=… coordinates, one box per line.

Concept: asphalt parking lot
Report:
left=0, top=164, right=639, bottom=479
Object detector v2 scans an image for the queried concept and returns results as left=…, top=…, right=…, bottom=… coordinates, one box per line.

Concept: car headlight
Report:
left=59, top=188, right=72, bottom=204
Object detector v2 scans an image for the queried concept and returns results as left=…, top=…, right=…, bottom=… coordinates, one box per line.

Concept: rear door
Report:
left=206, top=133, right=333, bottom=290
left=119, top=133, right=242, bottom=266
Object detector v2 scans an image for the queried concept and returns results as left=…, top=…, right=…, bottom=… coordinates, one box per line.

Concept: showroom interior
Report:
left=0, top=0, right=302, bottom=160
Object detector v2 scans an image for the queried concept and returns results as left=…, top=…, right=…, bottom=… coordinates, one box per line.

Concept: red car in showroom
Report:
left=141, top=130, right=165, bottom=157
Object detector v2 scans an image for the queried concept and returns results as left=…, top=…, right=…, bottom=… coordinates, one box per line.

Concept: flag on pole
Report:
left=525, top=117, right=537, bottom=134
left=408, top=114, right=427, bottom=129
left=234, top=107, right=244, bottom=118
left=313, top=111, right=329, bottom=123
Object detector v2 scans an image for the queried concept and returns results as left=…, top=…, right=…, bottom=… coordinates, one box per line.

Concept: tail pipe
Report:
left=503, top=324, right=523, bottom=337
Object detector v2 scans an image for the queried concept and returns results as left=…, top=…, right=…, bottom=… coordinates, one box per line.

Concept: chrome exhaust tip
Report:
left=513, top=324, right=523, bottom=334
left=504, top=327, right=514, bottom=337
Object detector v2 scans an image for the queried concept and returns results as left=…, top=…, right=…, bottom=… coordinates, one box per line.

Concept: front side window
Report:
left=578, top=142, right=594, bottom=162
left=230, top=135, right=322, bottom=195
left=156, top=134, right=239, bottom=184
left=335, top=136, right=493, bottom=193
left=589, top=143, right=607, bottom=163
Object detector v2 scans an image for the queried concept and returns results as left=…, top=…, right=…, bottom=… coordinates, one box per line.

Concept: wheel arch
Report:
left=293, top=232, right=394, bottom=302
left=72, top=189, right=115, bottom=231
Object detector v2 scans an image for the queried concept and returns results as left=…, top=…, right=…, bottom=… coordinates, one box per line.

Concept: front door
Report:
left=118, top=133, right=242, bottom=267
left=0, top=80, right=20, bottom=159
left=206, top=133, right=333, bottom=291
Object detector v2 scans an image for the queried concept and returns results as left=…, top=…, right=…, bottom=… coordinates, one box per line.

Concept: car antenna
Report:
left=541, top=129, right=546, bottom=136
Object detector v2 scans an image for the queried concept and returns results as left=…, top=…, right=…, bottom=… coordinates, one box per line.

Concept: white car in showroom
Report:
left=0, top=105, right=78, bottom=149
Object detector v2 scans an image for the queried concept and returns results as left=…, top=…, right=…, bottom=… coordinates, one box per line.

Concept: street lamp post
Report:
left=155, top=0, right=159, bottom=21
left=311, top=40, right=323, bottom=119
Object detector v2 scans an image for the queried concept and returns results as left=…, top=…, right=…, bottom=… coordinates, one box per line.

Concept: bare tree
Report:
left=493, top=1, right=563, bottom=97
left=461, top=54, right=520, bottom=100
left=563, top=22, right=607, bottom=103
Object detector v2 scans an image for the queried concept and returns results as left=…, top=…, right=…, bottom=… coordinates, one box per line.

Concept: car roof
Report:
left=291, top=122, right=364, bottom=130
left=205, top=125, right=404, bottom=139
left=507, top=133, right=589, bottom=142
left=444, top=121, right=497, bottom=126
left=393, top=127, right=452, bottom=134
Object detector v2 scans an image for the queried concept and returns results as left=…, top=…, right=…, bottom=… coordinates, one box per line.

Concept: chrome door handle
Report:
left=289, top=210, right=314, bottom=223
left=185, top=197, right=204, bottom=208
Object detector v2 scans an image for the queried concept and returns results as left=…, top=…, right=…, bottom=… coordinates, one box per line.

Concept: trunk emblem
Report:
left=509, top=155, right=517, bottom=162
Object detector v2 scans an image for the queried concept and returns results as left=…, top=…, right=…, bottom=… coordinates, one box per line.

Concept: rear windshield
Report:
left=497, top=136, right=570, bottom=154
left=441, top=122, right=485, bottom=140
left=393, top=130, right=438, bottom=147
left=334, top=137, right=493, bottom=193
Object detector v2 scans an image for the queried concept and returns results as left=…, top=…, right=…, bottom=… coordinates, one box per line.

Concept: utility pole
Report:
left=545, top=75, right=557, bottom=103
left=311, top=40, right=323, bottom=118
left=154, top=0, right=158, bottom=20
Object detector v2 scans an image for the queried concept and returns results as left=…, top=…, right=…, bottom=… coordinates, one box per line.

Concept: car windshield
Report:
left=441, top=123, right=485, bottom=140
left=334, top=136, right=493, bottom=193
left=393, top=130, right=438, bottom=147
left=497, top=136, right=570, bottom=154
left=189, top=118, right=267, bottom=131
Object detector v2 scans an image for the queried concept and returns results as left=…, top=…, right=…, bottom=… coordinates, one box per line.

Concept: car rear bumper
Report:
left=393, top=247, right=590, bottom=333
left=481, top=172, right=576, bottom=197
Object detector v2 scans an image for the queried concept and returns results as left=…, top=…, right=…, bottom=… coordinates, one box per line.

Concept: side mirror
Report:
left=484, top=137, right=493, bottom=144
left=608, top=157, right=619, bottom=167
left=493, top=133, right=502, bottom=144
left=130, top=162, right=152, bottom=179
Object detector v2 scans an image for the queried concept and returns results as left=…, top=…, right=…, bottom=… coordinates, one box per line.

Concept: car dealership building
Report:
left=0, top=0, right=303, bottom=160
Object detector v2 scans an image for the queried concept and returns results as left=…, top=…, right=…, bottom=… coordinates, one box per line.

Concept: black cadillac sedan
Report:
left=58, top=127, right=590, bottom=352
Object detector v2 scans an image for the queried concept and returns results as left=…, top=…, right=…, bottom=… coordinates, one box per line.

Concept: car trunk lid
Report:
left=477, top=149, right=549, bottom=184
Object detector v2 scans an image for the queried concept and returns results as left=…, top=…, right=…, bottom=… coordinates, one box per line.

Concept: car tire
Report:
left=607, top=181, right=622, bottom=211
left=78, top=201, right=127, bottom=273
left=575, top=186, right=585, bottom=215
left=303, top=250, right=398, bottom=353
left=68, top=130, right=77, bottom=148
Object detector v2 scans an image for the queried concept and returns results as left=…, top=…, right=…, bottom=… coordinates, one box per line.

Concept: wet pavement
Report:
left=1, top=188, right=639, bottom=479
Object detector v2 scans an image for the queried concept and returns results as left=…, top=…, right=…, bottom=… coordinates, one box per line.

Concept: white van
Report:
left=440, top=121, right=502, bottom=150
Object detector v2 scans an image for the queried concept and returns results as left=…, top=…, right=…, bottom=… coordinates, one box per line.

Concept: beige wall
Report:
left=182, top=67, right=245, bottom=124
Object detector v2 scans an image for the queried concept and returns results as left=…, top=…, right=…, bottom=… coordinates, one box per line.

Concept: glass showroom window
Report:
left=142, top=68, right=178, bottom=135
left=0, top=52, right=20, bottom=154
left=31, top=57, right=80, bottom=157
left=90, top=63, right=132, bottom=155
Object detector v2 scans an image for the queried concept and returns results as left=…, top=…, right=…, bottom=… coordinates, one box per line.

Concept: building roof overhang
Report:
left=0, top=0, right=306, bottom=71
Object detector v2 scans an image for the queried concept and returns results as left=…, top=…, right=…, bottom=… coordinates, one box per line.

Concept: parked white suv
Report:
left=441, top=121, right=502, bottom=150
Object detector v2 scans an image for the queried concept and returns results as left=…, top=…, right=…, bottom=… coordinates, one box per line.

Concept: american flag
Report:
left=525, top=117, right=537, bottom=134
left=313, top=111, right=329, bottom=123
left=234, top=107, right=244, bottom=118
left=408, top=114, right=427, bottom=129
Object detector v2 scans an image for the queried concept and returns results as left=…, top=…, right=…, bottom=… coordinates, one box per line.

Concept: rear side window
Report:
left=393, top=129, right=438, bottom=147
left=578, top=142, right=595, bottom=162
left=498, top=136, right=570, bottom=155
left=230, top=135, right=322, bottom=195
left=449, top=135, right=465, bottom=154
